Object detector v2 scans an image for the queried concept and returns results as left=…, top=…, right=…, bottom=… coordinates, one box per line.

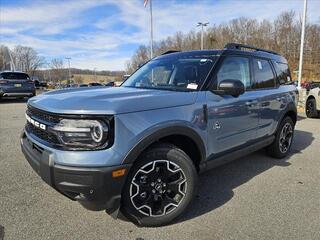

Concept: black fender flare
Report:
left=274, top=102, right=297, bottom=135
left=121, top=125, right=206, bottom=166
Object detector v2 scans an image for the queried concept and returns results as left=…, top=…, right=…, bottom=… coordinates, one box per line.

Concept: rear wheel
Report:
left=306, top=98, right=318, bottom=118
left=267, top=116, right=294, bottom=158
left=121, top=143, right=197, bottom=227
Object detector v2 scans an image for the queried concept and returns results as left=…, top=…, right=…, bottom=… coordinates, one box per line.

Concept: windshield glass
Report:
left=122, top=55, right=216, bottom=91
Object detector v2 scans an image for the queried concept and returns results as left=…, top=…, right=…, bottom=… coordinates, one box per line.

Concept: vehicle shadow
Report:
left=175, top=129, right=314, bottom=224
left=297, top=115, right=306, bottom=121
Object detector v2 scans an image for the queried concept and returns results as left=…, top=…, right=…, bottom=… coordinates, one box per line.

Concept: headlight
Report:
left=52, top=119, right=109, bottom=149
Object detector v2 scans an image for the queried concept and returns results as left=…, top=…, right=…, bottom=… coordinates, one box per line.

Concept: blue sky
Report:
left=1, top=0, right=319, bottom=71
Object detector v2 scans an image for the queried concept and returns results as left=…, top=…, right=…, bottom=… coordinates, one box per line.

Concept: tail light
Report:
left=0, top=80, right=8, bottom=84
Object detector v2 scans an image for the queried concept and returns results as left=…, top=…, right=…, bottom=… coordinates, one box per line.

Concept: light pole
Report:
left=144, top=0, right=154, bottom=59
left=65, top=57, right=71, bottom=85
left=297, top=0, right=307, bottom=89
left=197, top=22, right=209, bottom=50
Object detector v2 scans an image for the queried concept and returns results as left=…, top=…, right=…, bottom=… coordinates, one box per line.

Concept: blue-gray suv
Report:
left=0, top=71, right=36, bottom=99
left=21, top=43, right=298, bottom=226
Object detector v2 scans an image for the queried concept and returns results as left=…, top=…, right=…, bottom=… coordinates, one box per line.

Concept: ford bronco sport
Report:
left=21, top=43, right=298, bottom=226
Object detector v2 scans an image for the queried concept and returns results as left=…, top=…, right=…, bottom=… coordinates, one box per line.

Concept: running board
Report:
left=199, top=136, right=275, bottom=173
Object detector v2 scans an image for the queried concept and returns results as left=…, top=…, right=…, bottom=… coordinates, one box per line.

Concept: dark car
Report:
left=34, top=80, right=47, bottom=89
left=88, top=82, right=103, bottom=87
left=21, top=43, right=297, bottom=227
left=0, top=71, right=35, bottom=99
left=105, top=81, right=115, bottom=87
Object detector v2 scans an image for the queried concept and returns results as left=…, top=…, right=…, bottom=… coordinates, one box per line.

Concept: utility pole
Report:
left=94, top=68, right=97, bottom=82
left=8, top=49, right=16, bottom=71
left=297, top=0, right=307, bottom=89
left=197, top=22, right=209, bottom=50
left=65, top=57, right=71, bottom=85
left=47, top=62, right=52, bottom=83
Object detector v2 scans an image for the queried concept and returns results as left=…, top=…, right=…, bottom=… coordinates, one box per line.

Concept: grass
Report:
left=72, top=74, right=122, bottom=84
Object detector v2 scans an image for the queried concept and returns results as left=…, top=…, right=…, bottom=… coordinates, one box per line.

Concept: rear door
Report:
left=206, top=55, right=259, bottom=156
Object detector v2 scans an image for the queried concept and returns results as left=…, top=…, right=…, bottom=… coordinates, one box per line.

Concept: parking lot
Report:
left=0, top=99, right=319, bottom=240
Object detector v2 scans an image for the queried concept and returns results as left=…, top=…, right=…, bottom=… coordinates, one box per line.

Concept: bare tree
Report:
left=50, top=58, right=65, bottom=86
left=12, top=45, right=45, bottom=76
left=127, top=11, right=320, bottom=81
left=0, top=45, right=13, bottom=70
left=74, top=75, right=84, bottom=84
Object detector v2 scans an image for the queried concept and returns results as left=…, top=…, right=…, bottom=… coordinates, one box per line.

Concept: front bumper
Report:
left=20, top=131, right=131, bottom=216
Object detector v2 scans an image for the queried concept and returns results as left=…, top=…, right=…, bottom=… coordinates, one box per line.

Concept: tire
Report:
left=121, top=143, right=198, bottom=227
left=267, top=116, right=294, bottom=159
left=305, top=98, right=318, bottom=118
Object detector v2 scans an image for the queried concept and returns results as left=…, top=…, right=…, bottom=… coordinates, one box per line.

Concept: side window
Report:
left=252, top=58, right=275, bottom=89
left=273, top=61, right=292, bottom=85
left=216, top=56, right=251, bottom=89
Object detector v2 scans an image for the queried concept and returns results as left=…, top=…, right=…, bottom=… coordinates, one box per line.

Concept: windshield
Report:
left=122, top=56, right=216, bottom=91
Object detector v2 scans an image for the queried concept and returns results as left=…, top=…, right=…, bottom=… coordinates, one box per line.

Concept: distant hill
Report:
left=33, top=68, right=126, bottom=83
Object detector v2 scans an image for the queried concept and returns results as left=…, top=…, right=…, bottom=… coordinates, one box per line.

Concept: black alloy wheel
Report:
left=121, top=143, right=197, bottom=227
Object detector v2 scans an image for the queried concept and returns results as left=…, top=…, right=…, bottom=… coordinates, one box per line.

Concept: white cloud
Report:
left=72, top=56, right=130, bottom=71
left=1, top=0, right=319, bottom=71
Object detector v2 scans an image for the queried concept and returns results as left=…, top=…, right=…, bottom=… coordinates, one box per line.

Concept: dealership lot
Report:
left=0, top=99, right=319, bottom=240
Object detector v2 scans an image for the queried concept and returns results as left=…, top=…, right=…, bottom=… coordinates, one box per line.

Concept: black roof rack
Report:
left=161, top=50, right=180, bottom=55
left=224, top=43, right=279, bottom=55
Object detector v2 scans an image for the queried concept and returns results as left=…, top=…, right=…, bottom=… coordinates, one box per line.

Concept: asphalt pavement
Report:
left=0, top=99, right=319, bottom=240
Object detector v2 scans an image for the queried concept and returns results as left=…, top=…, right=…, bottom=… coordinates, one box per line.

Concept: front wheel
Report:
left=267, top=116, right=294, bottom=158
left=121, top=143, right=198, bottom=227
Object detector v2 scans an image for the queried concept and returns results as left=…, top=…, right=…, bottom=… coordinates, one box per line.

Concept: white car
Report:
left=305, top=87, right=320, bottom=118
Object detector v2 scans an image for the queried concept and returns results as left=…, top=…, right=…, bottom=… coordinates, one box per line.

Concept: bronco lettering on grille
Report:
left=25, top=114, right=47, bottom=130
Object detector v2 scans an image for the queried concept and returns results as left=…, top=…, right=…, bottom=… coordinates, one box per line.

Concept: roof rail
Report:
left=161, top=50, right=180, bottom=55
left=224, top=42, right=279, bottom=55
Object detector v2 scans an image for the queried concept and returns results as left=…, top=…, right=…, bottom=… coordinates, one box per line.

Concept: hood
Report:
left=29, top=87, right=198, bottom=115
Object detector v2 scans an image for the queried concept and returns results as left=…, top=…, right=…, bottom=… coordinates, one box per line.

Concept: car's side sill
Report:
left=199, top=136, right=275, bottom=173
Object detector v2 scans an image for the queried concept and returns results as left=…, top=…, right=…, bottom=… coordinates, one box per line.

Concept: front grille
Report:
left=25, top=105, right=60, bottom=145
left=26, top=105, right=61, bottom=124
left=25, top=122, right=60, bottom=144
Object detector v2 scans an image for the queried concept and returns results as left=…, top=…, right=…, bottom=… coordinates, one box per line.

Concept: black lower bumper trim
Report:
left=21, top=132, right=131, bottom=215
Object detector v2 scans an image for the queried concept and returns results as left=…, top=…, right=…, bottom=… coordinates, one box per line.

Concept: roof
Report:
left=0, top=70, right=29, bottom=74
left=155, top=50, right=223, bottom=60
left=155, top=48, right=287, bottom=64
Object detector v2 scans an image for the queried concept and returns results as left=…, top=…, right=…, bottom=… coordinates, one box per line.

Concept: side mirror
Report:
left=212, top=79, right=245, bottom=97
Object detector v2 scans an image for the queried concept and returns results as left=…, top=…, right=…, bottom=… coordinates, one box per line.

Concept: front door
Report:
left=206, top=56, right=259, bottom=156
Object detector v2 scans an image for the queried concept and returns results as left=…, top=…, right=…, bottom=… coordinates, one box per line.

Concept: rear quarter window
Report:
left=273, top=61, right=292, bottom=85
